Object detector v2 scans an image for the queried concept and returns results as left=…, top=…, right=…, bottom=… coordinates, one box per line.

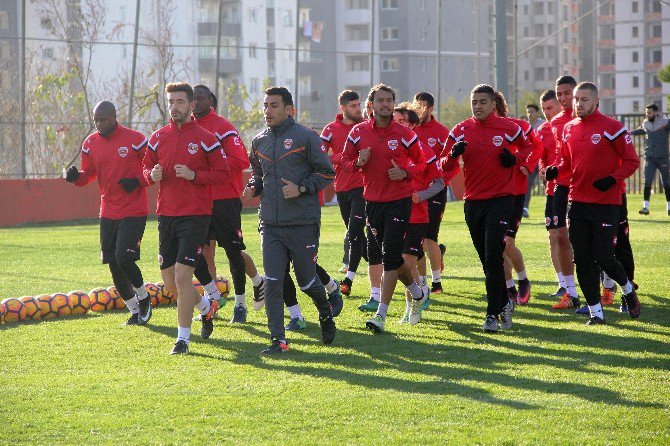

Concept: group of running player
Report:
left=66, top=73, right=649, bottom=355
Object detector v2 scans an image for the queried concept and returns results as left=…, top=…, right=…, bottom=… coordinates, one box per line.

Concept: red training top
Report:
left=321, top=114, right=362, bottom=192
left=537, top=120, right=558, bottom=196
left=551, top=109, right=574, bottom=187
left=410, top=142, right=443, bottom=224
left=440, top=113, right=531, bottom=200
left=505, top=117, right=544, bottom=195
left=142, top=119, right=226, bottom=216
left=414, top=115, right=452, bottom=186
left=194, top=108, right=250, bottom=200
left=559, top=110, right=639, bottom=205
left=74, top=124, right=148, bottom=219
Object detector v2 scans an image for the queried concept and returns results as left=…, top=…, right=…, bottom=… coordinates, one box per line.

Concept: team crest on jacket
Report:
left=625, top=134, right=632, bottom=144
left=187, top=143, right=198, bottom=154
left=284, top=139, right=293, bottom=150
left=591, top=133, right=601, bottom=144
left=492, top=135, right=503, bottom=147
left=427, top=137, right=437, bottom=147
left=388, top=139, right=398, bottom=150
left=220, top=148, right=227, bottom=158
left=118, top=146, right=128, bottom=157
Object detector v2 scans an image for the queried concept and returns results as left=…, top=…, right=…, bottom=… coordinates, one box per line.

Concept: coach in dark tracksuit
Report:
left=244, top=86, right=336, bottom=355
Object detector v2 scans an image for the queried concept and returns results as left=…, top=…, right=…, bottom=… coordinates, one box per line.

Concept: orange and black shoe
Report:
left=340, top=277, right=352, bottom=296
left=623, top=290, right=641, bottom=319
left=600, top=284, right=616, bottom=305
left=439, top=243, right=446, bottom=272
left=517, top=278, right=531, bottom=305
left=261, top=338, right=289, bottom=355
left=552, top=294, right=580, bottom=309
left=200, top=299, right=219, bottom=340
left=430, top=281, right=443, bottom=294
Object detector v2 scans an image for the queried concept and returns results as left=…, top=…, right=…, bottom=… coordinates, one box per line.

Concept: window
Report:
left=611, top=77, right=615, bottom=89
left=547, top=46, right=556, bottom=58
left=632, top=51, right=638, bottom=63
left=562, top=29, right=568, bottom=43
left=249, top=77, right=259, bottom=94
left=652, top=50, right=662, bottom=64
left=633, top=76, right=639, bottom=88
left=534, top=67, right=545, bottom=81
left=652, top=1, right=662, bottom=13
left=610, top=53, right=615, bottom=64
left=533, top=2, right=544, bottom=15
left=345, top=55, right=369, bottom=71
left=534, top=47, right=544, bottom=58
left=345, top=24, right=369, bottom=41
left=381, top=27, right=399, bottom=40
left=345, top=0, right=369, bottom=9
left=534, top=24, right=544, bottom=37
left=632, top=26, right=638, bottom=38
left=0, top=11, right=8, bottom=30
left=284, top=10, right=293, bottom=27
left=651, top=24, right=662, bottom=38
left=632, top=1, right=638, bottom=13
left=523, top=5, right=528, bottom=15
left=523, top=27, right=528, bottom=37
left=547, top=2, right=554, bottom=14
left=287, top=44, right=294, bottom=61
left=249, top=43, right=257, bottom=58
left=633, top=101, right=640, bottom=112
left=248, top=8, right=256, bottom=23
left=524, top=70, right=529, bottom=81
left=42, top=47, right=54, bottom=59
left=547, top=24, right=553, bottom=34
left=381, top=57, right=399, bottom=71
left=381, top=0, right=398, bottom=9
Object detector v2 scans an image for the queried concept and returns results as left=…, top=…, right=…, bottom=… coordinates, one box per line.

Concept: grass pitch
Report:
left=0, top=194, right=668, bottom=445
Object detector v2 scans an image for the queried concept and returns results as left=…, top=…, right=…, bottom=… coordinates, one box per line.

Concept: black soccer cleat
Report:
left=319, top=314, right=337, bottom=345
left=586, top=316, right=605, bottom=326
left=200, top=299, right=218, bottom=339
left=261, top=339, right=289, bottom=355
left=125, top=313, right=140, bottom=325
left=169, top=340, right=189, bottom=355
left=623, top=290, right=641, bottom=319
left=138, top=297, right=152, bottom=325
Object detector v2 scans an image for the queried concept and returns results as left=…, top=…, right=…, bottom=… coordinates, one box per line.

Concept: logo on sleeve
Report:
left=427, top=137, right=437, bottom=147
left=284, top=139, right=293, bottom=150
left=188, top=143, right=198, bottom=154
left=233, top=136, right=242, bottom=146
left=591, top=133, right=601, bottom=145
left=388, top=139, right=398, bottom=151
left=220, top=148, right=227, bottom=158
left=492, top=135, right=503, bottom=147
left=118, top=146, right=128, bottom=157
left=625, top=134, right=632, bottom=144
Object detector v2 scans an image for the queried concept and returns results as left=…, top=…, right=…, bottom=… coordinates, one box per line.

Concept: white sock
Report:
left=431, top=269, right=441, bottom=282
left=523, top=207, right=529, bottom=213
left=506, top=279, right=515, bottom=288
left=588, top=303, right=604, bottom=320
left=234, top=294, right=246, bottom=307
left=377, top=302, right=389, bottom=319
left=203, top=281, right=221, bottom=302
left=407, top=282, right=422, bottom=300
left=517, top=269, right=527, bottom=281
left=622, top=281, right=634, bottom=295
left=370, top=287, right=381, bottom=302
left=557, top=272, right=565, bottom=288
left=325, top=279, right=338, bottom=294
left=602, top=273, right=615, bottom=289
left=404, top=299, right=411, bottom=315
left=177, top=326, right=191, bottom=344
left=125, top=295, right=140, bottom=314
left=564, top=275, right=578, bottom=297
left=250, top=274, right=263, bottom=287
left=667, top=201, right=670, bottom=211
left=421, top=282, right=429, bottom=297
left=134, top=285, right=148, bottom=300
left=419, top=275, right=427, bottom=287
left=643, top=200, right=649, bottom=209
left=346, top=270, right=356, bottom=281
left=287, top=304, right=303, bottom=319
left=195, top=296, right=211, bottom=315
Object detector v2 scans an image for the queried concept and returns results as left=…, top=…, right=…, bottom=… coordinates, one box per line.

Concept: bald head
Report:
left=93, top=101, right=118, bottom=137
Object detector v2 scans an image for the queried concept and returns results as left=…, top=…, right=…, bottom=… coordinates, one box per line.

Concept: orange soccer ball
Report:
left=107, top=286, right=126, bottom=310
left=51, top=293, right=72, bottom=317
left=36, top=294, right=58, bottom=319
left=215, top=275, right=230, bottom=297
left=192, top=278, right=204, bottom=296
left=67, top=290, right=91, bottom=316
left=88, top=287, right=114, bottom=312
left=156, top=281, right=176, bottom=305
left=1, top=298, right=27, bottom=323
left=19, top=296, right=41, bottom=320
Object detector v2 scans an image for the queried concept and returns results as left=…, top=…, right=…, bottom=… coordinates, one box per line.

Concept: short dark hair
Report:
left=210, top=92, right=218, bottom=111
left=526, top=104, right=539, bottom=112
left=192, top=84, right=211, bottom=94
left=471, top=84, right=496, bottom=101
left=165, top=82, right=194, bottom=102
left=575, top=81, right=598, bottom=95
left=540, top=89, right=556, bottom=102
left=338, top=90, right=360, bottom=106
left=413, top=91, right=434, bottom=107
left=555, top=75, right=577, bottom=88
left=367, top=83, right=396, bottom=103
left=647, top=104, right=659, bottom=112
left=394, top=102, right=421, bottom=126
left=264, top=86, right=293, bottom=106
left=494, top=91, right=509, bottom=117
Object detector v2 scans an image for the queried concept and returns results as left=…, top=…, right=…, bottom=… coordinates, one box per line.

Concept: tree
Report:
left=440, top=96, right=472, bottom=129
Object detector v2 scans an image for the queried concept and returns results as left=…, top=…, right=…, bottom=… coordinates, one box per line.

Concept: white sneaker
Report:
left=409, top=290, right=426, bottom=325
left=252, top=279, right=265, bottom=311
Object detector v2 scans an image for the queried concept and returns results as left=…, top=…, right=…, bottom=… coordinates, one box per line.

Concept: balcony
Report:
left=598, top=64, right=615, bottom=73
left=197, top=22, right=241, bottom=37
left=645, top=13, right=662, bottom=22
left=597, top=39, right=615, bottom=48
left=600, top=88, right=615, bottom=97
left=646, top=37, right=662, bottom=46
left=597, top=14, right=614, bottom=24
left=646, top=62, right=662, bottom=71
left=647, top=87, right=662, bottom=95
left=198, top=56, right=242, bottom=74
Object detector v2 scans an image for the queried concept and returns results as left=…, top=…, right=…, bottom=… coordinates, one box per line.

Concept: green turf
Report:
left=0, top=194, right=668, bottom=445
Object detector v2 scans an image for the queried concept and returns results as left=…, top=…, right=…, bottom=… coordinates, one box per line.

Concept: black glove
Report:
left=118, top=177, right=140, bottom=193
left=499, top=148, right=516, bottom=168
left=450, top=141, right=467, bottom=158
left=592, top=176, right=616, bottom=192
left=65, top=166, right=80, bottom=183
left=545, top=165, right=558, bottom=181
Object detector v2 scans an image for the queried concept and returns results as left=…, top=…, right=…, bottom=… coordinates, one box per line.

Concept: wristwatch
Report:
left=299, top=185, right=307, bottom=194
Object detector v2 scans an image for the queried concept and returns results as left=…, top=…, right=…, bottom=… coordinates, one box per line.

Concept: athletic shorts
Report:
left=208, top=198, right=246, bottom=251
left=552, top=184, right=569, bottom=229
left=425, top=187, right=447, bottom=242
left=506, top=194, right=526, bottom=238
left=336, top=187, right=365, bottom=227
left=366, top=198, right=412, bottom=271
left=403, top=223, right=426, bottom=260
left=158, top=215, right=210, bottom=269
left=544, top=194, right=557, bottom=230
left=99, top=216, right=147, bottom=264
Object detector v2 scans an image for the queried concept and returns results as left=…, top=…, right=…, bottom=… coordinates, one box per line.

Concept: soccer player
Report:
left=630, top=104, right=670, bottom=216
left=243, top=86, right=336, bottom=354
left=545, top=82, right=640, bottom=324
left=494, top=91, right=542, bottom=306
left=440, top=84, right=530, bottom=332
left=393, top=103, right=444, bottom=324
left=341, top=84, right=427, bottom=333
left=65, top=101, right=152, bottom=326
left=536, top=90, right=566, bottom=296
left=321, top=90, right=366, bottom=298
left=191, top=84, right=265, bottom=323
left=523, top=103, right=545, bottom=218
left=549, top=75, right=581, bottom=310
left=412, top=91, right=450, bottom=299
left=142, top=82, right=226, bottom=355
